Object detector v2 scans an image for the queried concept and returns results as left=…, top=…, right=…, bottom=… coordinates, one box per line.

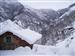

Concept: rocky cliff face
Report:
left=0, top=1, right=75, bottom=45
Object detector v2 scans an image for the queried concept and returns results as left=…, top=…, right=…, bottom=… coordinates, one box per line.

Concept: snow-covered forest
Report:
left=0, top=0, right=75, bottom=56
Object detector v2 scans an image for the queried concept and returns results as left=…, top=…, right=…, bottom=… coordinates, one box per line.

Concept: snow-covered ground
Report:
left=0, top=22, right=75, bottom=56
left=0, top=31, right=75, bottom=56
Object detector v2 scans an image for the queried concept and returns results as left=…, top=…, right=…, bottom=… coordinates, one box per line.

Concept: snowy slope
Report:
left=60, top=6, right=75, bottom=18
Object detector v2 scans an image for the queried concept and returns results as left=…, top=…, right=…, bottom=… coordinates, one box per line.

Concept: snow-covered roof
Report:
left=0, top=20, right=42, bottom=44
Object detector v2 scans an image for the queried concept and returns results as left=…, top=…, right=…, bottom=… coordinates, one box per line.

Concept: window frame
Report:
left=4, top=35, right=13, bottom=44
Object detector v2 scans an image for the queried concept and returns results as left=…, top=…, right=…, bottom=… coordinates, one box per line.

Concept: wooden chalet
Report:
left=0, top=20, right=42, bottom=50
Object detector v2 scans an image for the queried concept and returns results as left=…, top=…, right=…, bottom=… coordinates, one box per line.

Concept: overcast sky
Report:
left=18, top=0, right=75, bottom=10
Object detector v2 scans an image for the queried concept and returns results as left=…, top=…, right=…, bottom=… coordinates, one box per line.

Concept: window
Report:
left=4, top=35, right=12, bottom=44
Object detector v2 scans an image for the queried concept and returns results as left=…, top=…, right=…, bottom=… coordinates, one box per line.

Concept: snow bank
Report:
left=0, top=34, right=75, bottom=56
